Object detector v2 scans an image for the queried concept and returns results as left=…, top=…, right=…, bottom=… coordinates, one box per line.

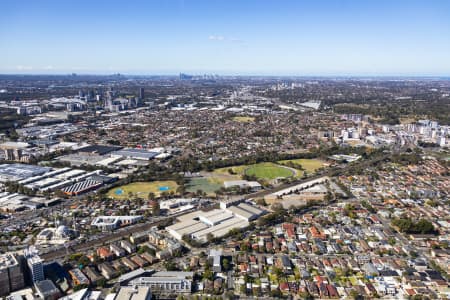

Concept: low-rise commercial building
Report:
left=91, top=216, right=143, bottom=231
left=35, top=280, right=61, bottom=300
left=69, top=268, right=90, bottom=286
left=126, top=271, right=193, bottom=294
left=115, top=286, right=152, bottom=300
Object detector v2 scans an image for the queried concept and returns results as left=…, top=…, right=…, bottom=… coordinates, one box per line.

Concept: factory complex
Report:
left=0, top=163, right=117, bottom=196
left=167, top=201, right=266, bottom=242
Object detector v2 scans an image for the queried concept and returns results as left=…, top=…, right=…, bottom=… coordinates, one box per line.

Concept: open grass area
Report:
left=214, top=162, right=295, bottom=180
left=186, top=177, right=222, bottom=195
left=245, top=162, right=294, bottom=179
left=268, top=273, right=278, bottom=283
left=278, top=158, right=325, bottom=174
left=107, top=181, right=178, bottom=199
left=213, top=165, right=248, bottom=175
left=232, top=116, right=255, bottom=123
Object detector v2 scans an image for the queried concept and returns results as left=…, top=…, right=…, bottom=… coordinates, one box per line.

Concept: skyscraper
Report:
left=24, top=246, right=44, bottom=283
left=139, top=87, right=145, bottom=100
left=105, top=88, right=114, bottom=111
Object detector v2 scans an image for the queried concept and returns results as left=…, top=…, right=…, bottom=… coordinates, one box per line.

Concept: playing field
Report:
left=107, top=181, right=178, bottom=199
left=213, top=165, right=248, bottom=175
left=214, top=162, right=295, bottom=180
left=186, top=177, right=222, bottom=195
left=245, top=162, right=294, bottom=179
left=278, top=159, right=325, bottom=173
left=232, top=116, right=255, bottom=123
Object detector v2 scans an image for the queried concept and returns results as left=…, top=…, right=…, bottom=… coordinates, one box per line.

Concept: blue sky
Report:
left=1, top=0, right=450, bottom=75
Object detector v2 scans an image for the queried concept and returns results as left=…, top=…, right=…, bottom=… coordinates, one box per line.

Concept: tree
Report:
left=77, top=255, right=91, bottom=268
left=392, top=217, right=437, bottom=234
left=299, top=291, right=314, bottom=300
left=271, top=203, right=284, bottom=212
left=240, top=242, right=250, bottom=252
left=69, top=253, right=83, bottom=262
left=361, top=200, right=376, bottom=213
left=273, top=267, right=283, bottom=278
left=206, top=233, right=214, bottom=243
left=148, top=192, right=155, bottom=201
left=222, top=258, right=230, bottom=271
left=270, top=289, right=282, bottom=298
left=224, top=291, right=235, bottom=300
left=151, top=202, right=160, bottom=216
left=349, top=290, right=363, bottom=300
left=203, top=268, right=214, bottom=281
left=240, top=284, right=247, bottom=295
left=96, top=278, right=106, bottom=288
left=73, top=284, right=89, bottom=291
left=138, top=245, right=150, bottom=254
left=256, top=198, right=267, bottom=206
left=164, top=261, right=179, bottom=271
left=388, top=237, right=396, bottom=246
left=176, top=185, right=186, bottom=195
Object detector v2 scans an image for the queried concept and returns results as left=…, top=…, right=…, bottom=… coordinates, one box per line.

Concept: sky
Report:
left=1, top=0, right=450, bottom=76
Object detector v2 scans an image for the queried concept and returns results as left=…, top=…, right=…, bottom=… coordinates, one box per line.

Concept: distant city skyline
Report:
left=1, top=0, right=450, bottom=75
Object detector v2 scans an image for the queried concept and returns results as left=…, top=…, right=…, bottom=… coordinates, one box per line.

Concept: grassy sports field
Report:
left=107, top=181, right=178, bottom=199
left=277, top=158, right=325, bottom=173
left=214, top=162, right=295, bottom=180
left=186, top=177, right=222, bottom=195
left=245, top=162, right=294, bottom=179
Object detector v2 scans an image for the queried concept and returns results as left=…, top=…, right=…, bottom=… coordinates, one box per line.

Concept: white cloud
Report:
left=16, top=65, right=33, bottom=71
left=43, top=65, right=54, bottom=70
left=209, top=35, right=225, bottom=41
left=208, top=35, right=245, bottom=44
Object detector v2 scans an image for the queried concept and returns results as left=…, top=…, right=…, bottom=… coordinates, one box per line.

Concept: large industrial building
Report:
left=62, top=179, right=103, bottom=196
left=0, top=163, right=51, bottom=182
left=57, top=145, right=165, bottom=166
left=0, top=163, right=115, bottom=197
left=77, top=144, right=123, bottom=155
left=110, top=148, right=159, bottom=160
left=0, top=192, right=52, bottom=212
left=167, top=202, right=265, bottom=242
left=20, top=167, right=112, bottom=193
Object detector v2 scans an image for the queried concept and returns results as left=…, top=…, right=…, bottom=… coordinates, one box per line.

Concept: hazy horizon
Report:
left=1, top=72, right=450, bottom=78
